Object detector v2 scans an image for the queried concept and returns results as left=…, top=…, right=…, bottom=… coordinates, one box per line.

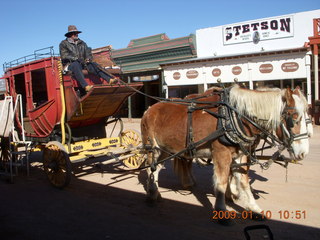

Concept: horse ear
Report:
left=283, top=87, right=294, bottom=105
left=293, top=86, right=301, bottom=96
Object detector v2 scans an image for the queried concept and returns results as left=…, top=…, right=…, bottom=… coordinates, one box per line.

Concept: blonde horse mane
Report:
left=295, top=88, right=308, bottom=110
left=257, top=86, right=308, bottom=117
left=229, top=85, right=284, bottom=130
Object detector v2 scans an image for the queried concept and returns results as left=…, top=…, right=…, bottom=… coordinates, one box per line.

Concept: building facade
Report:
left=111, top=33, right=197, bottom=117
left=162, top=9, right=320, bottom=108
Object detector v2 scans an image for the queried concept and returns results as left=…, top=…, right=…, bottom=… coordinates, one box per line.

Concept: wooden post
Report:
left=128, top=76, right=132, bottom=119
left=314, top=46, right=319, bottom=100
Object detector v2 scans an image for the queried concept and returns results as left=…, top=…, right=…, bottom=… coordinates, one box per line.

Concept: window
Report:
left=31, top=68, right=48, bottom=108
left=14, top=73, right=27, bottom=117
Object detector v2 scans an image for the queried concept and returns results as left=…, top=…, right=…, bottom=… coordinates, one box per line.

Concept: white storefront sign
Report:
left=164, top=52, right=307, bottom=86
left=162, top=10, right=319, bottom=103
left=223, top=16, right=294, bottom=45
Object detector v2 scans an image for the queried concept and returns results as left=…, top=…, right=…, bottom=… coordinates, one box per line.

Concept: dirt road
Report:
left=1, top=119, right=319, bottom=240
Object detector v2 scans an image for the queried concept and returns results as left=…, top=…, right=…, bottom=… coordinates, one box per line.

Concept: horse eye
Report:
left=294, top=116, right=302, bottom=125
left=297, top=117, right=302, bottom=123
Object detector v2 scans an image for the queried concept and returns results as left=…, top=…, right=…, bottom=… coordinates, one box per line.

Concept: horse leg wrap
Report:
left=150, top=172, right=154, bottom=182
left=150, top=148, right=157, bottom=172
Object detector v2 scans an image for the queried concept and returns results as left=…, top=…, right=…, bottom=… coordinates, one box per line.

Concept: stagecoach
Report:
left=0, top=47, right=144, bottom=188
left=0, top=46, right=313, bottom=228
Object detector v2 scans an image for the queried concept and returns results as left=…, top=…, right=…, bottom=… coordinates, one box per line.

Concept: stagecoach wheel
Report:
left=121, top=130, right=142, bottom=147
left=120, top=130, right=145, bottom=169
left=42, top=141, right=72, bottom=189
left=122, top=152, right=146, bottom=169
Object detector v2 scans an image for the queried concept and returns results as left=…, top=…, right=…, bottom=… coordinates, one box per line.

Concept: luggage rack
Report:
left=3, top=46, right=56, bottom=71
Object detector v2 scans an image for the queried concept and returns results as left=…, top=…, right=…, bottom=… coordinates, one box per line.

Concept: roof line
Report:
left=160, top=47, right=308, bottom=66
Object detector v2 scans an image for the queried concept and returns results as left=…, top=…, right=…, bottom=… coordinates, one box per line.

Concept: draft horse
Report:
left=141, top=84, right=310, bottom=225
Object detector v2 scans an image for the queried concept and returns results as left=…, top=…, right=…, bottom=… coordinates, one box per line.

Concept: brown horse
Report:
left=141, top=84, right=310, bottom=225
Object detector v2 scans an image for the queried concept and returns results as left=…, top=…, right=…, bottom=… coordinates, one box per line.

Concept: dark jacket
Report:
left=59, top=38, right=93, bottom=65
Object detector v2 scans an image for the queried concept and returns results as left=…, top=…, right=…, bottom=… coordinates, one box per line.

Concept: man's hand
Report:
left=77, top=59, right=85, bottom=65
left=109, top=78, right=118, bottom=85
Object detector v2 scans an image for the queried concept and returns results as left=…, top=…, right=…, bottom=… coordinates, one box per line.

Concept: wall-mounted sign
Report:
left=186, top=70, right=199, bottom=79
left=223, top=16, right=293, bottom=45
left=259, top=64, right=273, bottom=73
left=173, top=72, right=181, bottom=80
left=212, top=68, right=221, bottom=77
left=281, top=62, right=299, bottom=72
left=133, top=75, right=159, bottom=81
left=232, top=66, right=242, bottom=75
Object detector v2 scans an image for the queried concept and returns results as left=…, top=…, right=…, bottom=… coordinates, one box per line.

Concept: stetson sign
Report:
left=223, top=16, right=293, bottom=45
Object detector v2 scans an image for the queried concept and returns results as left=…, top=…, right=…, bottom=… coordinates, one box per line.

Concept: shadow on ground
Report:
left=1, top=160, right=319, bottom=240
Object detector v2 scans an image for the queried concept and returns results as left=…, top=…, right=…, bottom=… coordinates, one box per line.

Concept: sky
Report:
left=0, top=0, right=319, bottom=75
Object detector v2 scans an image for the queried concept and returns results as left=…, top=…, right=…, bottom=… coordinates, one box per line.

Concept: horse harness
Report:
left=280, top=106, right=309, bottom=151
left=118, top=80, right=307, bottom=172
left=185, top=89, right=256, bottom=156
left=184, top=87, right=306, bottom=170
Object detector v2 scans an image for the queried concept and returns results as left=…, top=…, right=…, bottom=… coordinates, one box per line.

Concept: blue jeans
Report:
left=68, top=61, right=112, bottom=88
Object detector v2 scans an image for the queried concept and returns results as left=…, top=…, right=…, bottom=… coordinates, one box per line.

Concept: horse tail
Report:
left=141, top=108, right=160, bottom=169
left=173, top=157, right=195, bottom=189
left=141, top=109, right=153, bottom=147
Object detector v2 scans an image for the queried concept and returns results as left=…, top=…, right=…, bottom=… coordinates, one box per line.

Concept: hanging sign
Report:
left=232, top=66, right=242, bottom=75
left=173, top=72, right=181, bottom=80
left=212, top=68, right=221, bottom=77
left=186, top=70, right=199, bottom=79
left=281, top=62, right=299, bottom=72
left=259, top=64, right=273, bottom=73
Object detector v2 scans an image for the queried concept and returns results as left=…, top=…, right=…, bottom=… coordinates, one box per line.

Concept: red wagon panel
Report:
left=3, top=54, right=143, bottom=139
left=67, top=83, right=142, bottom=127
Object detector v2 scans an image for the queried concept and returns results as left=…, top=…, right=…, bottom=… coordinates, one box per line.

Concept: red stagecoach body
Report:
left=2, top=53, right=142, bottom=141
left=0, top=48, right=145, bottom=188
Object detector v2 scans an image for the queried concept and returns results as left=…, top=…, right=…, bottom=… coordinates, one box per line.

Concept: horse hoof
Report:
left=252, top=212, right=266, bottom=221
left=182, top=184, right=194, bottom=190
left=157, top=193, right=163, bottom=201
left=225, top=193, right=234, bottom=203
left=146, top=191, right=162, bottom=206
left=217, top=218, right=236, bottom=226
left=145, top=197, right=157, bottom=207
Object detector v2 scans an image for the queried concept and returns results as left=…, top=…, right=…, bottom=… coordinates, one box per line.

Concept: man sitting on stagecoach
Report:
left=59, top=25, right=117, bottom=92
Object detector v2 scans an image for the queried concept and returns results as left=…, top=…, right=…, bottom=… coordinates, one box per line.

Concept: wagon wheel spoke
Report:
left=120, top=130, right=145, bottom=169
left=43, top=142, right=71, bottom=188
left=122, top=153, right=146, bottom=169
left=48, top=168, right=68, bottom=187
left=121, top=130, right=142, bottom=147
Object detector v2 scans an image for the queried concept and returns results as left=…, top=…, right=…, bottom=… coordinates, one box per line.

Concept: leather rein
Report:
left=170, top=87, right=306, bottom=170
left=117, top=80, right=307, bottom=171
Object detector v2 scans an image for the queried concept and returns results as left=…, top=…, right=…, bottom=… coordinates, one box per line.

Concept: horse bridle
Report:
left=280, top=106, right=309, bottom=150
left=305, top=113, right=313, bottom=135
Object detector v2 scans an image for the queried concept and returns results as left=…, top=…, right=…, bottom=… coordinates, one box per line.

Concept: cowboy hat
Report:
left=65, top=25, right=82, bottom=37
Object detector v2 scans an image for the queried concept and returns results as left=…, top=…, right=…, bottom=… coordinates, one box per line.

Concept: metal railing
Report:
left=3, top=46, right=57, bottom=72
